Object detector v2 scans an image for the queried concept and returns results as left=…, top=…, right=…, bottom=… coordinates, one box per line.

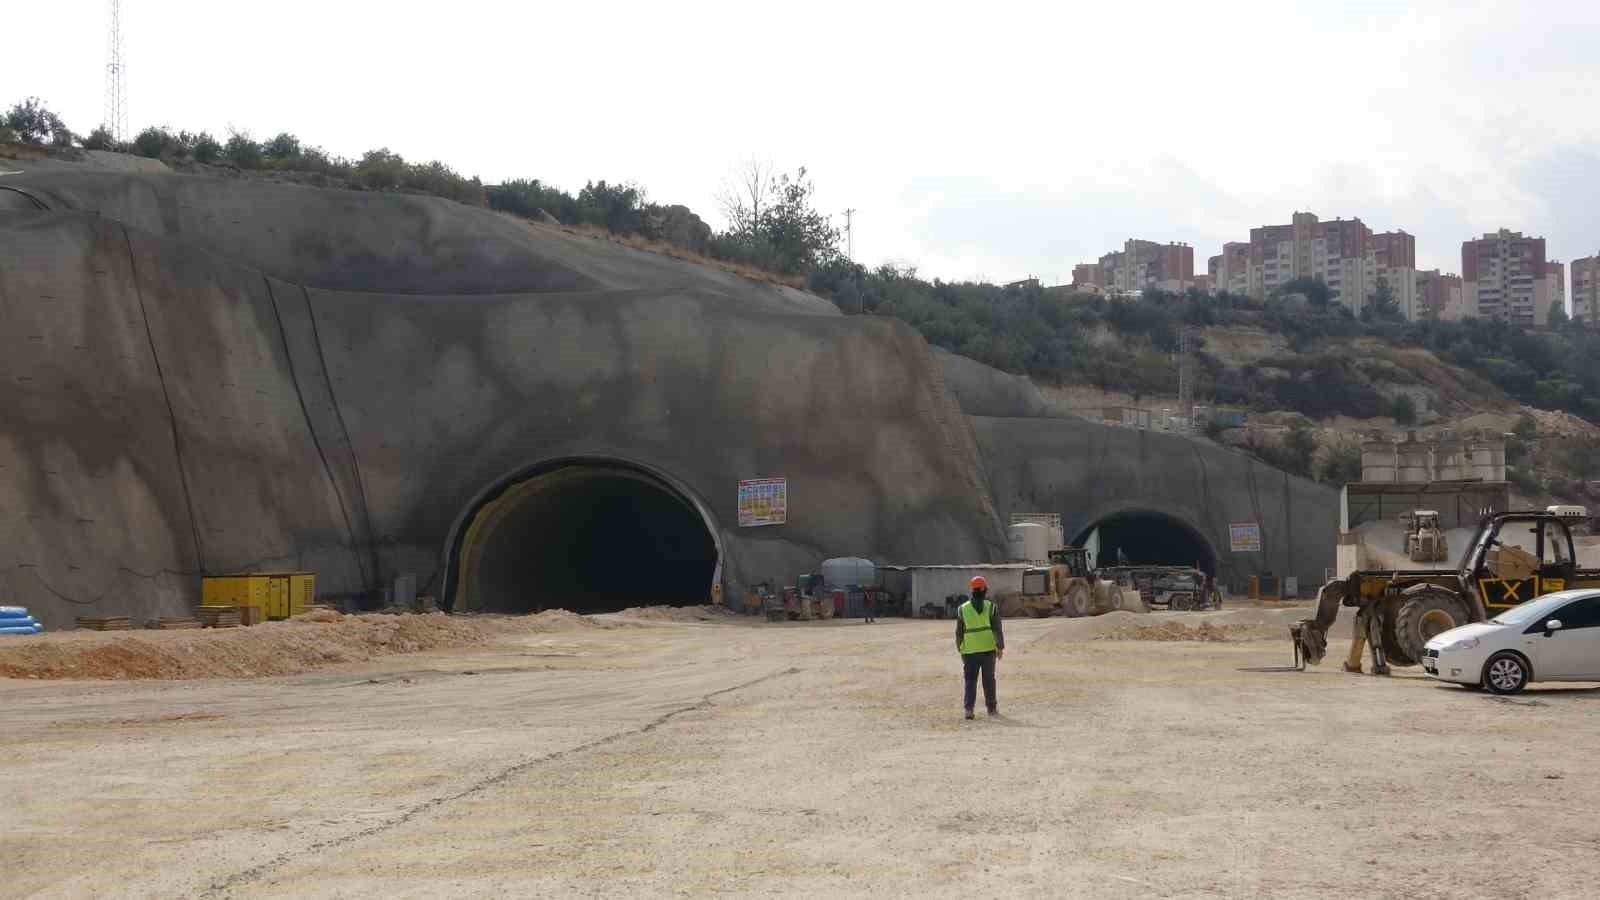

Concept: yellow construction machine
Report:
left=1293, top=506, right=1599, bottom=674
left=1015, top=548, right=1134, bottom=617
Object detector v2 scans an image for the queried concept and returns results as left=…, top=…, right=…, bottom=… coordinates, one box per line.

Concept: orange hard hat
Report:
left=969, top=575, right=988, bottom=591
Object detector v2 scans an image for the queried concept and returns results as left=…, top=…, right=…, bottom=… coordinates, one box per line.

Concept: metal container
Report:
left=202, top=572, right=316, bottom=621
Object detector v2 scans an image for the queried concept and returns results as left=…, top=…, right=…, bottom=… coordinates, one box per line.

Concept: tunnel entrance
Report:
left=1075, top=509, right=1217, bottom=576
left=447, top=461, right=719, bottom=615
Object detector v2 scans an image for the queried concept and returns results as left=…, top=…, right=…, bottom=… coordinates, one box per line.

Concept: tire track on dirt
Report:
left=203, top=666, right=802, bottom=897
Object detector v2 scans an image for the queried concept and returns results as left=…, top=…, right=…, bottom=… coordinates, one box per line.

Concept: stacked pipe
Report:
left=0, top=606, right=43, bottom=636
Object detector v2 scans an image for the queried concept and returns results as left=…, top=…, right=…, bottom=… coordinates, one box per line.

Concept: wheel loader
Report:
left=1014, top=547, right=1137, bottom=617
left=1292, top=506, right=1599, bottom=674
left=1403, top=509, right=1449, bottom=563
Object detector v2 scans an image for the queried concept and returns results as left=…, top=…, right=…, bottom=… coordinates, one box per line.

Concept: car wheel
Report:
left=1482, top=652, right=1529, bottom=695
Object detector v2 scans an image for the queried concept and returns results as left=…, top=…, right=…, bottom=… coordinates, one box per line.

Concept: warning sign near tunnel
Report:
left=737, top=478, right=788, bottom=527
left=1229, top=523, right=1262, bottom=553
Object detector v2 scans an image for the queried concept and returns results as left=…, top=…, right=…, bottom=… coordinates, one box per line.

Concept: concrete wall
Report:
left=2, top=166, right=1342, bottom=624
left=968, top=416, right=1338, bottom=592
left=1, top=171, right=1006, bottom=626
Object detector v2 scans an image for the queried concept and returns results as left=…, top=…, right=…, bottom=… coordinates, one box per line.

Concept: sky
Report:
left=6, top=0, right=1600, bottom=286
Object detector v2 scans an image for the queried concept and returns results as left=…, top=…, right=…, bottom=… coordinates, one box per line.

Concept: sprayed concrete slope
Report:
left=1, top=165, right=1338, bottom=626
left=0, top=170, right=1005, bottom=626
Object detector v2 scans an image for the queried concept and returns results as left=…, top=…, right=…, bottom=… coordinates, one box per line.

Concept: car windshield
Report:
left=1491, top=593, right=1576, bottom=626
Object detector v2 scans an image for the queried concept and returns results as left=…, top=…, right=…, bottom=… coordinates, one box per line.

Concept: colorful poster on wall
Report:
left=738, top=478, right=788, bottom=527
left=1229, top=523, right=1262, bottom=553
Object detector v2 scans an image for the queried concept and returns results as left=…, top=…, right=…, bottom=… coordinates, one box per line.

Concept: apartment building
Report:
left=1209, top=242, right=1250, bottom=296
left=1071, top=262, right=1107, bottom=293
left=1371, top=230, right=1420, bottom=320
left=1074, top=239, right=1196, bottom=294
left=1545, top=260, right=1566, bottom=321
left=1415, top=269, right=1467, bottom=320
left=1573, top=254, right=1599, bottom=324
left=1237, top=212, right=1419, bottom=317
left=1461, top=229, right=1552, bottom=327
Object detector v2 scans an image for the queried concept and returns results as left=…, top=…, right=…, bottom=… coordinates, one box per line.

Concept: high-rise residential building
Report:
left=1371, top=230, right=1419, bottom=320
left=1074, top=239, right=1196, bottom=294
left=1461, top=229, right=1551, bottom=327
left=1210, top=242, right=1250, bottom=296
left=1573, top=254, right=1600, bottom=324
left=1416, top=269, right=1467, bottom=320
left=1545, top=260, right=1566, bottom=322
left=1238, top=211, right=1416, bottom=317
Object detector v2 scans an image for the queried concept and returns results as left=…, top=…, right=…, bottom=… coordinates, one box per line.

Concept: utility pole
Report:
left=842, top=208, right=861, bottom=314
left=1178, top=324, right=1198, bottom=433
left=104, top=0, right=128, bottom=143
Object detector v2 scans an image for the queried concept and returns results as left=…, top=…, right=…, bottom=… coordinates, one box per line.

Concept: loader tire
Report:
left=1063, top=583, right=1091, bottom=618
left=1392, top=590, right=1470, bottom=667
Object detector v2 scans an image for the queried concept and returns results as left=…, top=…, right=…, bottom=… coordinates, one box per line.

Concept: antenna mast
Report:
left=104, top=0, right=128, bottom=142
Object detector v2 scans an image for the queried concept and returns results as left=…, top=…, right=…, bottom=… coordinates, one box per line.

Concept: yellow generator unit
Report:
left=201, top=573, right=316, bottom=621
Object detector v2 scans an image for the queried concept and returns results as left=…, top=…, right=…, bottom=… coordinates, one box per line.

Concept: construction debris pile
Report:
left=0, top=609, right=604, bottom=681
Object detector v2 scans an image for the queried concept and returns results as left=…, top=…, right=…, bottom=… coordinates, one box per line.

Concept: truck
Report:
left=1293, top=506, right=1599, bottom=674
left=1099, top=566, right=1221, bottom=611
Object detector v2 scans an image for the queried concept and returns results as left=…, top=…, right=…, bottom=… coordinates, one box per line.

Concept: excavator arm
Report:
left=1290, top=579, right=1348, bottom=666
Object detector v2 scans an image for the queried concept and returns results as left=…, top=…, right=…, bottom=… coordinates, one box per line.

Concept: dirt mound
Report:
left=1096, top=620, right=1245, bottom=642
left=0, top=609, right=600, bottom=681
left=617, top=604, right=742, bottom=622
left=1032, top=607, right=1333, bottom=648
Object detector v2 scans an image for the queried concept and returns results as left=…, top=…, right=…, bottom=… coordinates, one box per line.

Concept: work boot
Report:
left=964, top=709, right=975, bottom=720
left=987, top=707, right=999, bottom=717
left=1342, top=661, right=1362, bottom=674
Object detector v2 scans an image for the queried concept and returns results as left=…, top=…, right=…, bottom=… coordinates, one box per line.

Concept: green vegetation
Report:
left=7, top=96, right=1598, bottom=429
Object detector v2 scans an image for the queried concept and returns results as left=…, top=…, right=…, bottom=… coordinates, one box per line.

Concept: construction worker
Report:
left=955, top=575, right=1004, bottom=719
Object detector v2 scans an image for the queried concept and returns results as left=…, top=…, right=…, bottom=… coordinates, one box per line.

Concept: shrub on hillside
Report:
left=3, top=97, right=70, bottom=145
left=224, top=130, right=262, bottom=169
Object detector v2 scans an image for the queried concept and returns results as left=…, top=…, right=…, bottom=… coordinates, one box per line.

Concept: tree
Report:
left=1550, top=301, right=1570, bottom=328
left=3, top=97, right=70, bottom=146
left=81, top=126, right=116, bottom=151
left=263, top=132, right=301, bottom=160
left=1283, top=424, right=1318, bottom=478
left=716, top=159, right=776, bottom=239
left=1390, top=393, right=1417, bottom=425
left=224, top=129, right=262, bottom=168
left=1278, top=276, right=1332, bottom=307
left=1319, top=439, right=1363, bottom=485
left=1365, top=275, right=1402, bottom=321
left=355, top=148, right=406, bottom=190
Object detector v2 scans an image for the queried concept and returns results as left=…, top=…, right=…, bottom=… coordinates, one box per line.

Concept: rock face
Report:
left=640, top=203, right=712, bottom=253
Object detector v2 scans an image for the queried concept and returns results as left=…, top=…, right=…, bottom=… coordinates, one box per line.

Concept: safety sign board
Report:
left=738, top=478, right=787, bottom=527
left=1229, top=522, right=1261, bottom=553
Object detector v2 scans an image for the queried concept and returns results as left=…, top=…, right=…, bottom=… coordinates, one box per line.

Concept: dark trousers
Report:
left=962, top=651, right=997, bottom=712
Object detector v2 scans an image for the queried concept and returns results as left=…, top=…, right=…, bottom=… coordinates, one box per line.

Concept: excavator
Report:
left=1292, top=506, right=1598, bottom=674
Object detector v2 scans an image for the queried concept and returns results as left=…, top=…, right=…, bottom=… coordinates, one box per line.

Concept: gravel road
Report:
left=3, top=610, right=1597, bottom=898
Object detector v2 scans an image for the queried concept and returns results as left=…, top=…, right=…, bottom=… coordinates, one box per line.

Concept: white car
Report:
left=1423, top=588, right=1600, bottom=694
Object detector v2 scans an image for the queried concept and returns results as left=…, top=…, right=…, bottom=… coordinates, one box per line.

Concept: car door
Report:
left=1523, top=596, right=1600, bottom=679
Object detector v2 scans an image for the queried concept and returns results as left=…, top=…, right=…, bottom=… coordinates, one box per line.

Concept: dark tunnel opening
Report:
left=1076, top=510, right=1217, bottom=577
left=465, top=466, right=717, bottom=615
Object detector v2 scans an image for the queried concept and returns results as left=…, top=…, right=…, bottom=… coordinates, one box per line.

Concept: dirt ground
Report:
left=3, top=605, right=1598, bottom=898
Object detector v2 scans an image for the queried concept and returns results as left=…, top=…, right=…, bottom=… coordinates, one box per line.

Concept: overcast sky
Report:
left=7, top=1, right=1599, bottom=284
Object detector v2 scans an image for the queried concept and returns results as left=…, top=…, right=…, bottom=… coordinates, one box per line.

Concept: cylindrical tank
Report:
left=1006, top=522, right=1050, bottom=563
left=820, top=557, right=876, bottom=591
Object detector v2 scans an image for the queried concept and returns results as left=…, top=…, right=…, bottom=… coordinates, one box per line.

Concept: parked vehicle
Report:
left=1423, top=588, right=1600, bottom=694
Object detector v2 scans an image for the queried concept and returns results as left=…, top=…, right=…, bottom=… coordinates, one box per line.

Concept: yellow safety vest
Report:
left=959, top=599, right=997, bottom=654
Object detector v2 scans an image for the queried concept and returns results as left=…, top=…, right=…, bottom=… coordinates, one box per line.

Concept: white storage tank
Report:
left=820, top=557, right=877, bottom=590
left=1007, top=522, right=1050, bottom=563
